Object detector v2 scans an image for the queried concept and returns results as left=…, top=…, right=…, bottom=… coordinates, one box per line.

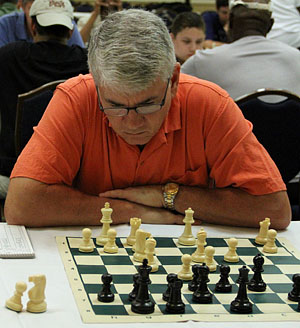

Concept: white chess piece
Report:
left=255, top=218, right=271, bottom=245
left=263, top=229, right=278, bottom=253
left=191, top=228, right=207, bottom=263
left=224, top=238, right=239, bottom=262
left=79, top=228, right=94, bottom=252
left=205, top=246, right=217, bottom=272
left=126, top=217, right=142, bottom=246
left=96, top=202, right=113, bottom=246
left=103, top=229, right=119, bottom=253
left=145, top=237, right=159, bottom=272
left=133, top=229, right=151, bottom=262
left=26, top=275, right=47, bottom=313
left=178, top=254, right=193, bottom=280
left=5, top=281, right=27, bottom=312
left=178, top=207, right=196, bottom=246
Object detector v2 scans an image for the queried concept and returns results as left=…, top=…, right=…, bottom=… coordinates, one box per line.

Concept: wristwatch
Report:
left=163, top=183, right=179, bottom=211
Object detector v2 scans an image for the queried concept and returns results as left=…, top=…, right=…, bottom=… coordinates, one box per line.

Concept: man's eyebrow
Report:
left=104, top=96, right=157, bottom=107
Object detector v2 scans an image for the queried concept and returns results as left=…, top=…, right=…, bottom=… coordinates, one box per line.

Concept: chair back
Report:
left=15, top=80, right=65, bottom=156
left=235, top=89, right=300, bottom=184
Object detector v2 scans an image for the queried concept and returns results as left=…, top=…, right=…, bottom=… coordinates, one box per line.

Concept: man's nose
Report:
left=125, top=109, right=144, bottom=127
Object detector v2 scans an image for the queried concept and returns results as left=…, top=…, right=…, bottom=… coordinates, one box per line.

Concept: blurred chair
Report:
left=235, top=88, right=300, bottom=220
left=15, top=80, right=65, bottom=157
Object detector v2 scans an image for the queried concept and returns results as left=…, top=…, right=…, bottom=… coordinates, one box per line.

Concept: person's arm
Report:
left=4, top=177, right=184, bottom=227
left=79, top=0, right=101, bottom=44
left=99, top=185, right=291, bottom=230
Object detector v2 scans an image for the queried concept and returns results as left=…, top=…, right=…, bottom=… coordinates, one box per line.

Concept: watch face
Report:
left=165, top=183, right=179, bottom=193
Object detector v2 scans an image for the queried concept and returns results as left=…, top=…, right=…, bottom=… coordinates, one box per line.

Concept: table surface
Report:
left=1, top=222, right=300, bottom=328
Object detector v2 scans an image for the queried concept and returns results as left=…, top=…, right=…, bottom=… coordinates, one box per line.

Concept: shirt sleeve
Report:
left=202, top=12, right=215, bottom=40
left=67, top=21, right=85, bottom=48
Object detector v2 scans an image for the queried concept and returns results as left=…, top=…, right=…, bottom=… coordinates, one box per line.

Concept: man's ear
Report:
left=68, top=29, right=73, bottom=40
left=170, top=32, right=175, bottom=42
left=170, top=62, right=180, bottom=99
left=267, top=18, right=274, bottom=34
left=31, top=21, right=37, bottom=36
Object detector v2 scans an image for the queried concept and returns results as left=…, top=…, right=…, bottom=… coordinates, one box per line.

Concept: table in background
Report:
left=1, top=222, right=300, bottom=328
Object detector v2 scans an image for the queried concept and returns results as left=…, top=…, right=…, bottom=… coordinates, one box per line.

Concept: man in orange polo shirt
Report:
left=4, top=9, right=291, bottom=229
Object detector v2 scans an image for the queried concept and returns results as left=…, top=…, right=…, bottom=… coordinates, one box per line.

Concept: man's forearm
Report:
left=174, top=186, right=291, bottom=230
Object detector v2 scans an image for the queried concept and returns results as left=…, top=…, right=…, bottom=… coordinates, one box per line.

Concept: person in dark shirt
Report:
left=202, top=0, right=229, bottom=48
left=0, top=0, right=89, bottom=196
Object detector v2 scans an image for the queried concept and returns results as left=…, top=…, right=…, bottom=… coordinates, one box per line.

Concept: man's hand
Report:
left=99, top=185, right=164, bottom=208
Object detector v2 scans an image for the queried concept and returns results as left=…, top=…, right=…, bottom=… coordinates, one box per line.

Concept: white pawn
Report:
left=191, top=228, right=207, bottom=263
left=126, top=217, right=142, bottom=246
left=103, top=229, right=118, bottom=254
left=79, top=228, right=94, bottom=252
left=96, top=202, right=113, bottom=246
left=5, top=281, right=27, bottom=312
left=224, top=238, right=239, bottom=262
left=205, top=246, right=217, bottom=272
left=263, top=229, right=278, bottom=253
left=178, top=254, right=193, bottom=280
left=255, top=218, right=271, bottom=245
left=145, top=237, right=159, bottom=272
left=178, top=207, right=196, bottom=246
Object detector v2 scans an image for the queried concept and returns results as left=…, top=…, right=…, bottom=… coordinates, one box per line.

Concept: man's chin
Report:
left=121, top=133, right=152, bottom=146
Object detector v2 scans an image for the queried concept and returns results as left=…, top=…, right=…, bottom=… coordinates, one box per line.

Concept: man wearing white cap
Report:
left=181, top=0, right=300, bottom=100
left=0, top=0, right=84, bottom=47
left=0, top=0, right=89, bottom=194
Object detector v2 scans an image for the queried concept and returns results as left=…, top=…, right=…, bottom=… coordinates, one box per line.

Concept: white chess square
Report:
left=74, top=255, right=103, bottom=266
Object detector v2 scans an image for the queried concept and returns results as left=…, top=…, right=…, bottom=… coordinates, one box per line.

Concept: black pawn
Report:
left=131, top=258, right=155, bottom=314
left=166, top=278, right=185, bottom=314
left=188, top=264, right=201, bottom=292
left=288, top=273, right=300, bottom=302
left=129, top=273, right=140, bottom=301
left=230, top=266, right=252, bottom=314
left=163, top=273, right=177, bottom=301
left=98, top=273, right=114, bottom=302
left=192, top=263, right=213, bottom=303
left=248, top=254, right=266, bottom=292
left=215, top=264, right=232, bottom=293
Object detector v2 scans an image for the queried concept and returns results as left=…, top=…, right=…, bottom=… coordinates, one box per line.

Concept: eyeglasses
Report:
left=96, top=78, right=170, bottom=117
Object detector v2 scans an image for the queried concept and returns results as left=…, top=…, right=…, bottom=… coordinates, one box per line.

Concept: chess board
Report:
left=56, top=235, right=300, bottom=323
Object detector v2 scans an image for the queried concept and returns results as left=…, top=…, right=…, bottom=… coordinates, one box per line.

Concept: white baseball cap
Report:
left=30, top=0, right=74, bottom=30
left=229, top=0, right=271, bottom=11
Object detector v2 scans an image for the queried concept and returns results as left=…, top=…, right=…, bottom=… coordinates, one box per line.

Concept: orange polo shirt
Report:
left=11, top=73, right=285, bottom=195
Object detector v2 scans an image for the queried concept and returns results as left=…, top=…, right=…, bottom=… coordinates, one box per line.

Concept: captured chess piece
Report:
left=145, top=237, right=158, bottom=272
left=79, top=228, right=94, bottom=252
left=98, top=274, right=114, bottom=302
left=215, top=265, right=232, bottom=293
left=288, top=273, right=300, bottom=302
left=178, top=254, right=193, bottom=280
left=103, top=228, right=118, bottom=254
left=255, top=218, right=271, bottom=245
left=165, top=278, right=185, bottom=314
left=96, top=202, right=113, bottom=246
left=188, top=264, right=201, bottom=292
left=26, top=274, right=47, bottom=313
left=205, top=246, right=217, bottom=272
left=192, top=263, right=212, bottom=303
left=178, top=207, right=196, bottom=246
left=5, top=281, right=27, bottom=312
left=133, top=229, right=151, bottom=262
left=224, top=238, right=239, bottom=262
left=248, top=254, right=266, bottom=292
left=129, top=273, right=140, bottom=301
left=263, top=229, right=278, bottom=254
left=191, top=228, right=207, bottom=263
left=126, top=217, right=142, bottom=246
left=230, top=266, right=252, bottom=314
left=163, top=273, right=178, bottom=302
left=131, top=259, right=155, bottom=314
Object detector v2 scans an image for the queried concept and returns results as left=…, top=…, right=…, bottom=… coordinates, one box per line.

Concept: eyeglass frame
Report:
left=96, top=78, right=170, bottom=117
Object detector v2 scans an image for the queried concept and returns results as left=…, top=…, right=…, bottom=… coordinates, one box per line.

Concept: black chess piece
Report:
left=131, top=258, right=155, bottom=314
left=215, top=264, right=232, bottom=293
left=288, top=273, right=300, bottom=302
left=248, top=254, right=266, bottom=292
left=98, top=273, right=114, bottom=302
left=163, top=273, right=177, bottom=301
left=129, top=273, right=140, bottom=301
left=165, top=278, right=185, bottom=314
left=188, top=264, right=201, bottom=292
left=230, top=266, right=252, bottom=314
left=192, top=263, right=213, bottom=303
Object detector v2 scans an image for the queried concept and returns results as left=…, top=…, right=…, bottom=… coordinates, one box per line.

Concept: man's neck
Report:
left=33, top=35, right=68, bottom=45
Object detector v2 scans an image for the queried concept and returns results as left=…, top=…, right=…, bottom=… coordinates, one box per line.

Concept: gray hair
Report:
left=88, top=9, right=176, bottom=94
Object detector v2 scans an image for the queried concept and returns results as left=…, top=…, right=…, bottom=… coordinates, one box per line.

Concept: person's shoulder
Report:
left=0, top=10, right=20, bottom=22
left=57, top=74, right=94, bottom=93
left=0, top=40, right=28, bottom=57
left=202, top=11, right=217, bottom=19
